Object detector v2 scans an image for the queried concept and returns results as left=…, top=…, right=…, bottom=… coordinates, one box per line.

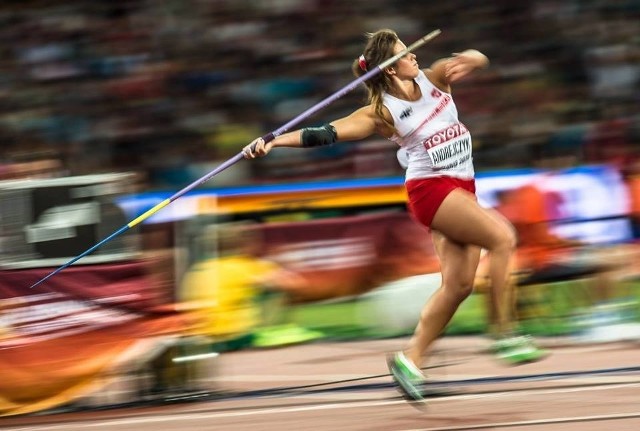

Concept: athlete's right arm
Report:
left=426, top=49, right=489, bottom=92
left=330, top=105, right=379, bottom=141
left=243, top=105, right=380, bottom=159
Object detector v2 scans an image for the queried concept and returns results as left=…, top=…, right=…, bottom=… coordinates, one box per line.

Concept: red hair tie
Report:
left=358, top=55, right=368, bottom=72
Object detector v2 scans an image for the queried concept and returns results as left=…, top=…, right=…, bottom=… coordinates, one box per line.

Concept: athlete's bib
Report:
left=423, top=123, right=472, bottom=170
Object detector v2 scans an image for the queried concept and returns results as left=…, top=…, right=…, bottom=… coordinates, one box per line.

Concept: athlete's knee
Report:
left=442, top=279, right=474, bottom=303
left=492, top=225, right=517, bottom=254
left=457, top=282, right=474, bottom=301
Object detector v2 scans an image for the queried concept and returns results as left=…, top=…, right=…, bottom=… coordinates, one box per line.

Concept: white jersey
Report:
left=383, top=70, right=474, bottom=180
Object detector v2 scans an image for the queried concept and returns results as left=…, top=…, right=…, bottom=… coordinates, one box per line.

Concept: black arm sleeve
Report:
left=301, top=124, right=338, bottom=147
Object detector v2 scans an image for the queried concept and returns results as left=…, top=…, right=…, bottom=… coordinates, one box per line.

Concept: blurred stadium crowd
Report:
left=0, top=0, right=639, bottom=187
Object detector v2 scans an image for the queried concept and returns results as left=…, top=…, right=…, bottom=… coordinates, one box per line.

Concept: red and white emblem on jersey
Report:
left=431, top=88, right=442, bottom=98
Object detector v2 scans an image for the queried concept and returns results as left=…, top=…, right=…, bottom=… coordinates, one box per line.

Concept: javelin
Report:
left=29, top=29, right=441, bottom=289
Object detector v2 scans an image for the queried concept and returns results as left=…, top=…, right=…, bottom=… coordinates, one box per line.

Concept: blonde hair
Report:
left=351, top=29, right=399, bottom=131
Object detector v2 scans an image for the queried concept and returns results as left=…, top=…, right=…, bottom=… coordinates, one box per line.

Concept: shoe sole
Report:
left=386, top=355, right=428, bottom=410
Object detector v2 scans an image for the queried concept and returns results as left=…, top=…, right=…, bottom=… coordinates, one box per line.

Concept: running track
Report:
left=2, top=336, right=640, bottom=430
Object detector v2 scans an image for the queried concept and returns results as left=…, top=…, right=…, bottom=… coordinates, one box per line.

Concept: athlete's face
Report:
left=392, top=41, right=419, bottom=78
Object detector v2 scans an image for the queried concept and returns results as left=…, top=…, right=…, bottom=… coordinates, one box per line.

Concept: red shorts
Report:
left=406, top=176, right=476, bottom=227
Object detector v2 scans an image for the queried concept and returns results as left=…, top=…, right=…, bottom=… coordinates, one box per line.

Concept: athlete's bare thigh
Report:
left=431, top=188, right=514, bottom=251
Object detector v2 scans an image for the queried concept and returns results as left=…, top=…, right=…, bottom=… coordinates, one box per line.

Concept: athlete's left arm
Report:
left=426, top=49, right=489, bottom=90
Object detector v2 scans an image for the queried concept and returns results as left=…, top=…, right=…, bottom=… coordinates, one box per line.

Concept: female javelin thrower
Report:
left=243, top=29, right=545, bottom=403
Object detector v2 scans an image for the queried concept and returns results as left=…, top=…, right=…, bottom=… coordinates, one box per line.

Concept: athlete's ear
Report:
left=384, top=66, right=396, bottom=76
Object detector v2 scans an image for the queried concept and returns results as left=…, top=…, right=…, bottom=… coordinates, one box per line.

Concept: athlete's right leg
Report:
left=389, top=199, right=483, bottom=403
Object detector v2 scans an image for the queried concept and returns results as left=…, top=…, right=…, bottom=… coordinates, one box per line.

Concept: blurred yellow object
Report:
left=207, top=123, right=262, bottom=155
left=179, top=255, right=279, bottom=338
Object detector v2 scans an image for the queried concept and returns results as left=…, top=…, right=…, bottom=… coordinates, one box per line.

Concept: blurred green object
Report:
left=280, top=292, right=486, bottom=340
left=252, top=324, right=325, bottom=347
left=288, top=298, right=373, bottom=340
left=245, top=278, right=640, bottom=347
left=210, top=333, right=255, bottom=353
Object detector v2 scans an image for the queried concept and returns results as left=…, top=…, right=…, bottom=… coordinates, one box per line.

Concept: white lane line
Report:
left=2, top=400, right=407, bottom=431
left=207, top=373, right=640, bottom=384
left=5, top=382, right=640, bottom=430
left=401, top=411, right=640, bottom=430
left=210, top=373, right=384, bottom=382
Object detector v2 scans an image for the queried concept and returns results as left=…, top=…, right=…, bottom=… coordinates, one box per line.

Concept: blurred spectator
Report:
left=585, top=101, right=639, bottom=172
left=177, top=221, right=323, bottom=348
left=178, top=222, right=277, bottom=340
left=0, top=1, right=638, bottom=188
left=488, top=177, right=640, bottom=341
left=0, top=148, right=65, bottom=180
left=625, top=157, right=640, bottom=239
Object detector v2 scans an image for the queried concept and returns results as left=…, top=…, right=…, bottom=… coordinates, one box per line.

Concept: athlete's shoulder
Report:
left=353, top=103, right=379, bottom=119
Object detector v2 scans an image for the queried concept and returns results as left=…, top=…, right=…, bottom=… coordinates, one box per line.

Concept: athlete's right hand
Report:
left=242, top=137, right=273, bottom=159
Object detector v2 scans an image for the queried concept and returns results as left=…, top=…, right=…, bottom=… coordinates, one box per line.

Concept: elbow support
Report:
left=301, top=124, right=338, bottom=147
